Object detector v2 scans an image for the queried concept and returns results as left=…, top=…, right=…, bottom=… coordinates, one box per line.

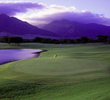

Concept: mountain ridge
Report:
left=0, top=14, right=58, bottom=39
left=0, top=14, right=110, bottom=39
left=42, top=19, right=110, bottom=39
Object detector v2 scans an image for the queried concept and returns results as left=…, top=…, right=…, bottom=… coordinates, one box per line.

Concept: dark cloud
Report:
left=0, top=2, right=45, bottom=16
left=31, top=11, right=110, bottom=26
left=1, top=2, right=109, bottom=26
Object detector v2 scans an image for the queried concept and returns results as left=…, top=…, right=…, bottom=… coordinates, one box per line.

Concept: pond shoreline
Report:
left=0, top=49, right=47, bottom=65
left=32, top=49, right=48, bottom=54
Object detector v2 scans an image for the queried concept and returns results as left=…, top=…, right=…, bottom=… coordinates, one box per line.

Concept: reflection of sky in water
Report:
left=0, top=49, right=42, bottom=65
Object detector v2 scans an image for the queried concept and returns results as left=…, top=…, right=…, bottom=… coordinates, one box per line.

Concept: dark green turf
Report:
left=0, top=43, right=110, bottom=100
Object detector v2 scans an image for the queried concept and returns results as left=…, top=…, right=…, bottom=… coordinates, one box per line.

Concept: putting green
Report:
left=9, top=57, right=107, bottom=76
left=0, top=43, right=110, bottom=100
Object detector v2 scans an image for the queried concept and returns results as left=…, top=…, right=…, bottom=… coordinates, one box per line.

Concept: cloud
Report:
left=1, top=2, right=109, bottom=27
left=24, top=5, right=77, bottom=25
left=22, top=4, right=110, bottom=27
left=0, top=2, right=45, bottom=16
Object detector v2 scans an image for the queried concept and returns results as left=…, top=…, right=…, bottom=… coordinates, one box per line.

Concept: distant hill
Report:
left=1, top=14, right=110, bottom=39
left=0, top=14, right=58, bottom=39
left=42, top=19, right=110, bottom=39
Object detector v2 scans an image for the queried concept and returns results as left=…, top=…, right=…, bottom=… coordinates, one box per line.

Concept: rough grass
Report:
left=0, top=43, right=110, bottom=100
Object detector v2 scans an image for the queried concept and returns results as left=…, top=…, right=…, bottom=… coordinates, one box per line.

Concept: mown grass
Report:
left=0, top=43, right=110, bottom=100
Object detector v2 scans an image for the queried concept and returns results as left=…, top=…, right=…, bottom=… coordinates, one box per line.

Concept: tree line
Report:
left=0, top=35, right=110, bottom=46
left=32, top=35, right=109, bottom=44
left=0, top=36, right=23, bottom=46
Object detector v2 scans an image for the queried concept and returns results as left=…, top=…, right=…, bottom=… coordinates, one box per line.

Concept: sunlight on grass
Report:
left=0, top=43, right=110, bottom=100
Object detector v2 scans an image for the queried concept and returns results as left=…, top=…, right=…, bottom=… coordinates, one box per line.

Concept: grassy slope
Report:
left=0, top=43, right=110, bottom=100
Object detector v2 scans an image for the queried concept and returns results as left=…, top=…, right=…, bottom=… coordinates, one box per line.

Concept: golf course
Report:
left=0, top=43, right=110, bottom=100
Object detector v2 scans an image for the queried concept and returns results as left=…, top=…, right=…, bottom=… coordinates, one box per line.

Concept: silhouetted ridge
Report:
left=0, top=14, right=58, bottom=39
left=43, top=19, right=110, bottom=39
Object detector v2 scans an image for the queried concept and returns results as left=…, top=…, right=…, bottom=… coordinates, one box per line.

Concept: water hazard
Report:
left=0, top=49, right=43, bottom=65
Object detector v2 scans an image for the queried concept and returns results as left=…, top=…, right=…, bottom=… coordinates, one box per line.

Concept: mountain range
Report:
left=0, top=14, right=57, bottom=39
left=0, top=14, right=110, bottom=39
left=42, top=19, right=110, bottom=39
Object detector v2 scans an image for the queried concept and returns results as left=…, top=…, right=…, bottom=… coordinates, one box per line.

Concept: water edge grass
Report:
left=0, top=43, right=110, bottom=100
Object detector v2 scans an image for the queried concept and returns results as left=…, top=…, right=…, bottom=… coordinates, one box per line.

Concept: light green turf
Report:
left=0, top=43, right=110, bottom=100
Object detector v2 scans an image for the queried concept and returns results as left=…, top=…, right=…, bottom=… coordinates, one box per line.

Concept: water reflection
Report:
left=0, top=49, right=43, bottom=65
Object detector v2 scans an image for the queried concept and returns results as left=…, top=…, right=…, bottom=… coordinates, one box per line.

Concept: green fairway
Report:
left=0, top=43, right=110, bottom=100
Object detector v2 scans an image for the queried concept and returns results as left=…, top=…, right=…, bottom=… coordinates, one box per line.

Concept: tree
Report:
left=75, top=38, right=81, bottom=43
left=81, top=36, right=89, bottom=44
left=50, top=39, right=58, bottom=43
left=97, top=35, right=108, bottom=43
left=66, top=39, right=75, bottom=44
left=1, top=36, right=9, bottom=43
left=8, top=37, right=23, bottom=46
left=33, top=37, right=42, bottom=42
left=108, top=36, right=110, bottom=44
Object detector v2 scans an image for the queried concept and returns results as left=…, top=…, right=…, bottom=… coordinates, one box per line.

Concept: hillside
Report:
left=0, top=14, right=57, bottom=39
left=42, top=19, right=110, bottom=39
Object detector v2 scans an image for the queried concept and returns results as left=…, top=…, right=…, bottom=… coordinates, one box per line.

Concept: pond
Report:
left=0, top=49, right=43, bottom=65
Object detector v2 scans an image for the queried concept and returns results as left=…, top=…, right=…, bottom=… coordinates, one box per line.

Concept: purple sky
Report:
left=0, top=0, right=110, bottom=27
